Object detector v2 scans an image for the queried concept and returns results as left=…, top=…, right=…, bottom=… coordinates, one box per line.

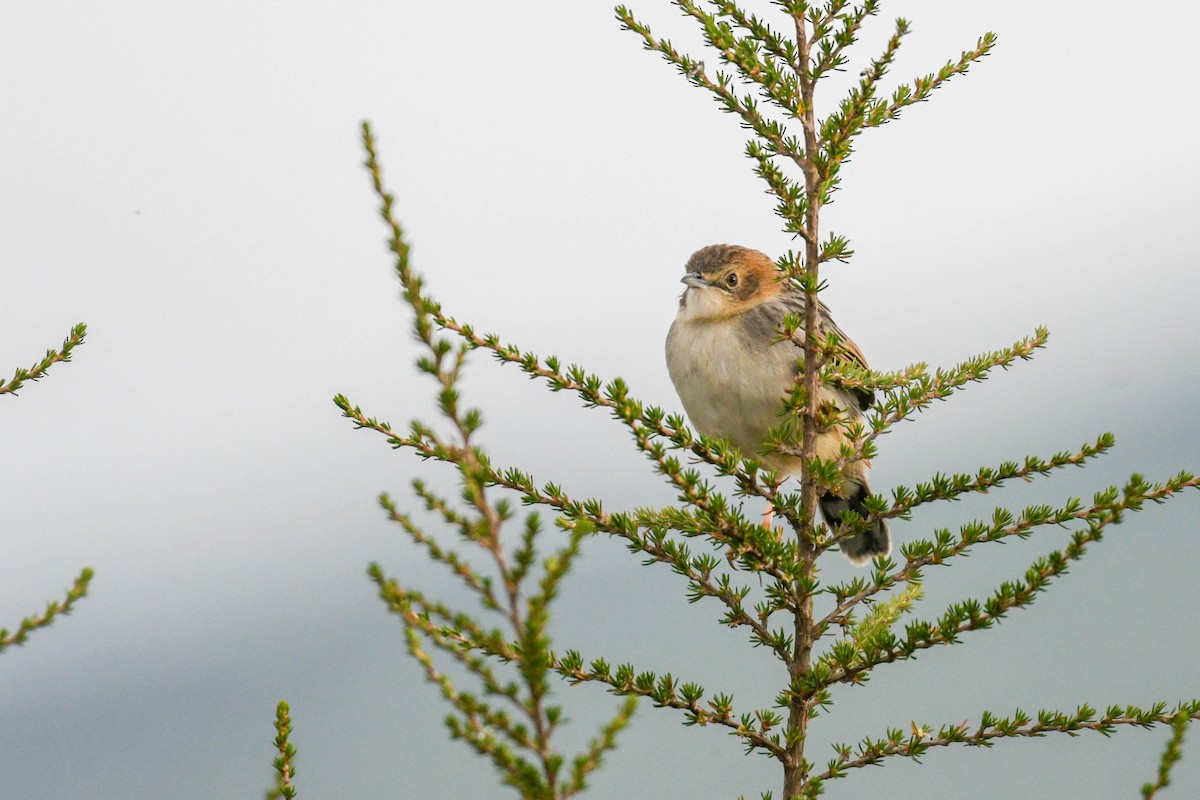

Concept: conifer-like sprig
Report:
left=338, top=122, right=637, bottom=800
left=0, top=568, right=94, bottom=654
left=815, top=700, right=1200, bottom=783
left=1, top=322, right=87, bottom=396
left=1142, top=710, right=1190, bottom=799
left=267, top=701, right=297, bottom=800
left=3, top=326, right=93, bottom=657
left=616, top=2, right=994, bottom=238
left=815, top=468, right=1200, bottom=679
left=555, top=650, right=789, bottom=759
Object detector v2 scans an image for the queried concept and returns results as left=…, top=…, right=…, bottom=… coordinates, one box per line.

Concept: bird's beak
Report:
left=681, top=272, right=710, bottom=289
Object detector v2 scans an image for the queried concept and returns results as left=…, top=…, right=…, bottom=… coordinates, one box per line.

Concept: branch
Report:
left=269, top=701, right=298, bottom=800
left=371, top=569, right=525, bottom=701
left=553, top=650, right=788, bottom=760
left=866, top=32, right=998, bottom=130
left=615, top=6, right=808, bottom=170
left=378, top=491, right=504, bottom=612
left=815, top=701, right=1200, bottom=783
left=882, top=433, right=1115, bottom=520
left=345, top=396, right=805, bottom=650
left=714, top=1, right=802, bottom=74
left=390, top=586, right=551, bottom=776
left=819, top=433, right=1116, bottom=621
left=676, top=1, right=802, bottom=116
left=831, top=327, right=1050, bottom=474
left=1143, top=710, right=1190, bottom=799
left=745, top=139, right=810, bottom=240
left=821, top=468, right=1199, bottom=635
left=563, top=697, right=639, bottom=797
left=0, top=568, right=94, bottom=653
left=813, top=471, right=1200, bottom=691
left=817, top=15, right=910, bottom=192
left=1, top=322, right=87, bottom=396
left=810, top=1, right=880, bottom=81
left=358, top=121, right=647, bottom=796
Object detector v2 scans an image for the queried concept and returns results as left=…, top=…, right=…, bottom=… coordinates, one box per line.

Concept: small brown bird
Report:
left=664, top=244, right=890, bottom=565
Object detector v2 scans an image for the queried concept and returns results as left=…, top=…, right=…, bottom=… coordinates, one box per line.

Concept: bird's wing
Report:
left=765, top=292, right=875, bottom=411
left=816, top=300, right=874, bottom=411
left=817, top=301, right=869, bottom=368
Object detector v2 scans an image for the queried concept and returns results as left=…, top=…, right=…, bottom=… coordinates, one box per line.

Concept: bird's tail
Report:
left=819, top=476, right=890, bottom=566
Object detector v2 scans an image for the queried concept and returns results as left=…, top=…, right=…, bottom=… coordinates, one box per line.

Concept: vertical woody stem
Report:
left=785, top=8, right=821, bottom=799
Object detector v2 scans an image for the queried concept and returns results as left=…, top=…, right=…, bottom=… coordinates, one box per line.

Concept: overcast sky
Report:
left=3, top=2, right=1199, bottom=799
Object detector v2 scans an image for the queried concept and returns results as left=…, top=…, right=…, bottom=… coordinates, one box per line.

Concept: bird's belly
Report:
left=666, top=318, right=794, bottom=459
left=666, top=316, right=859, bottom=476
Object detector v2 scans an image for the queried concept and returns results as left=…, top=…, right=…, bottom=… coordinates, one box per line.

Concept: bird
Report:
left=664, top=243, right=890, bottom=566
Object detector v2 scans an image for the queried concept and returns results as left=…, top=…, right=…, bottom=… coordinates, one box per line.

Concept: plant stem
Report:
left=785, top=9, right=822, bottom=798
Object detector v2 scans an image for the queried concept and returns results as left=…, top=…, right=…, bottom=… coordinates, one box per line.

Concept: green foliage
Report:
left=0, top=568, right=93, bottom=655
left=1143, top=710, right=1191, bottom=799
left=266, top=701, right=298, bottom=800
left=333, top=124, right=638, bottom=800
left=2, top=324, right=93, bottom=657
left=0, top=322, right=87, bottom=397
left=821, top=700, right=1200, bottom=781
left=337, top=2, right=1197, bottom=797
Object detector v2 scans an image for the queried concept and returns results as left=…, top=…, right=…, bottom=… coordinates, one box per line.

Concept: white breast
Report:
left=666, top=305, right=860, bottom=475
left=665, top=314, right=795, bottom=463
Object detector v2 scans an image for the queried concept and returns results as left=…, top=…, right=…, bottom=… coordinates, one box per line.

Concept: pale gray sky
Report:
left=2, top=2, right=1198, bottom=799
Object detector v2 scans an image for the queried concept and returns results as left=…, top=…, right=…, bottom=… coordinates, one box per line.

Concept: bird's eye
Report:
left=725, top=273, right=739, bottom=287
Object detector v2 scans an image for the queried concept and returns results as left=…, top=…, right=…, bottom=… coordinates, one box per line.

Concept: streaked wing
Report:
left=818, top=303, right=868, bottom=369
left=762, top=290, right=874, bottom=411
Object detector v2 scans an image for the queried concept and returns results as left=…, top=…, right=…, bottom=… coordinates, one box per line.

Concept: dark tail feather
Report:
left=819, top=479, right=890, bottom=567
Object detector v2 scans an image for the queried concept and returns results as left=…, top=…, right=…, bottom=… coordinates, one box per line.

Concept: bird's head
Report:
left=676, top=244, right=782, bottom=321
